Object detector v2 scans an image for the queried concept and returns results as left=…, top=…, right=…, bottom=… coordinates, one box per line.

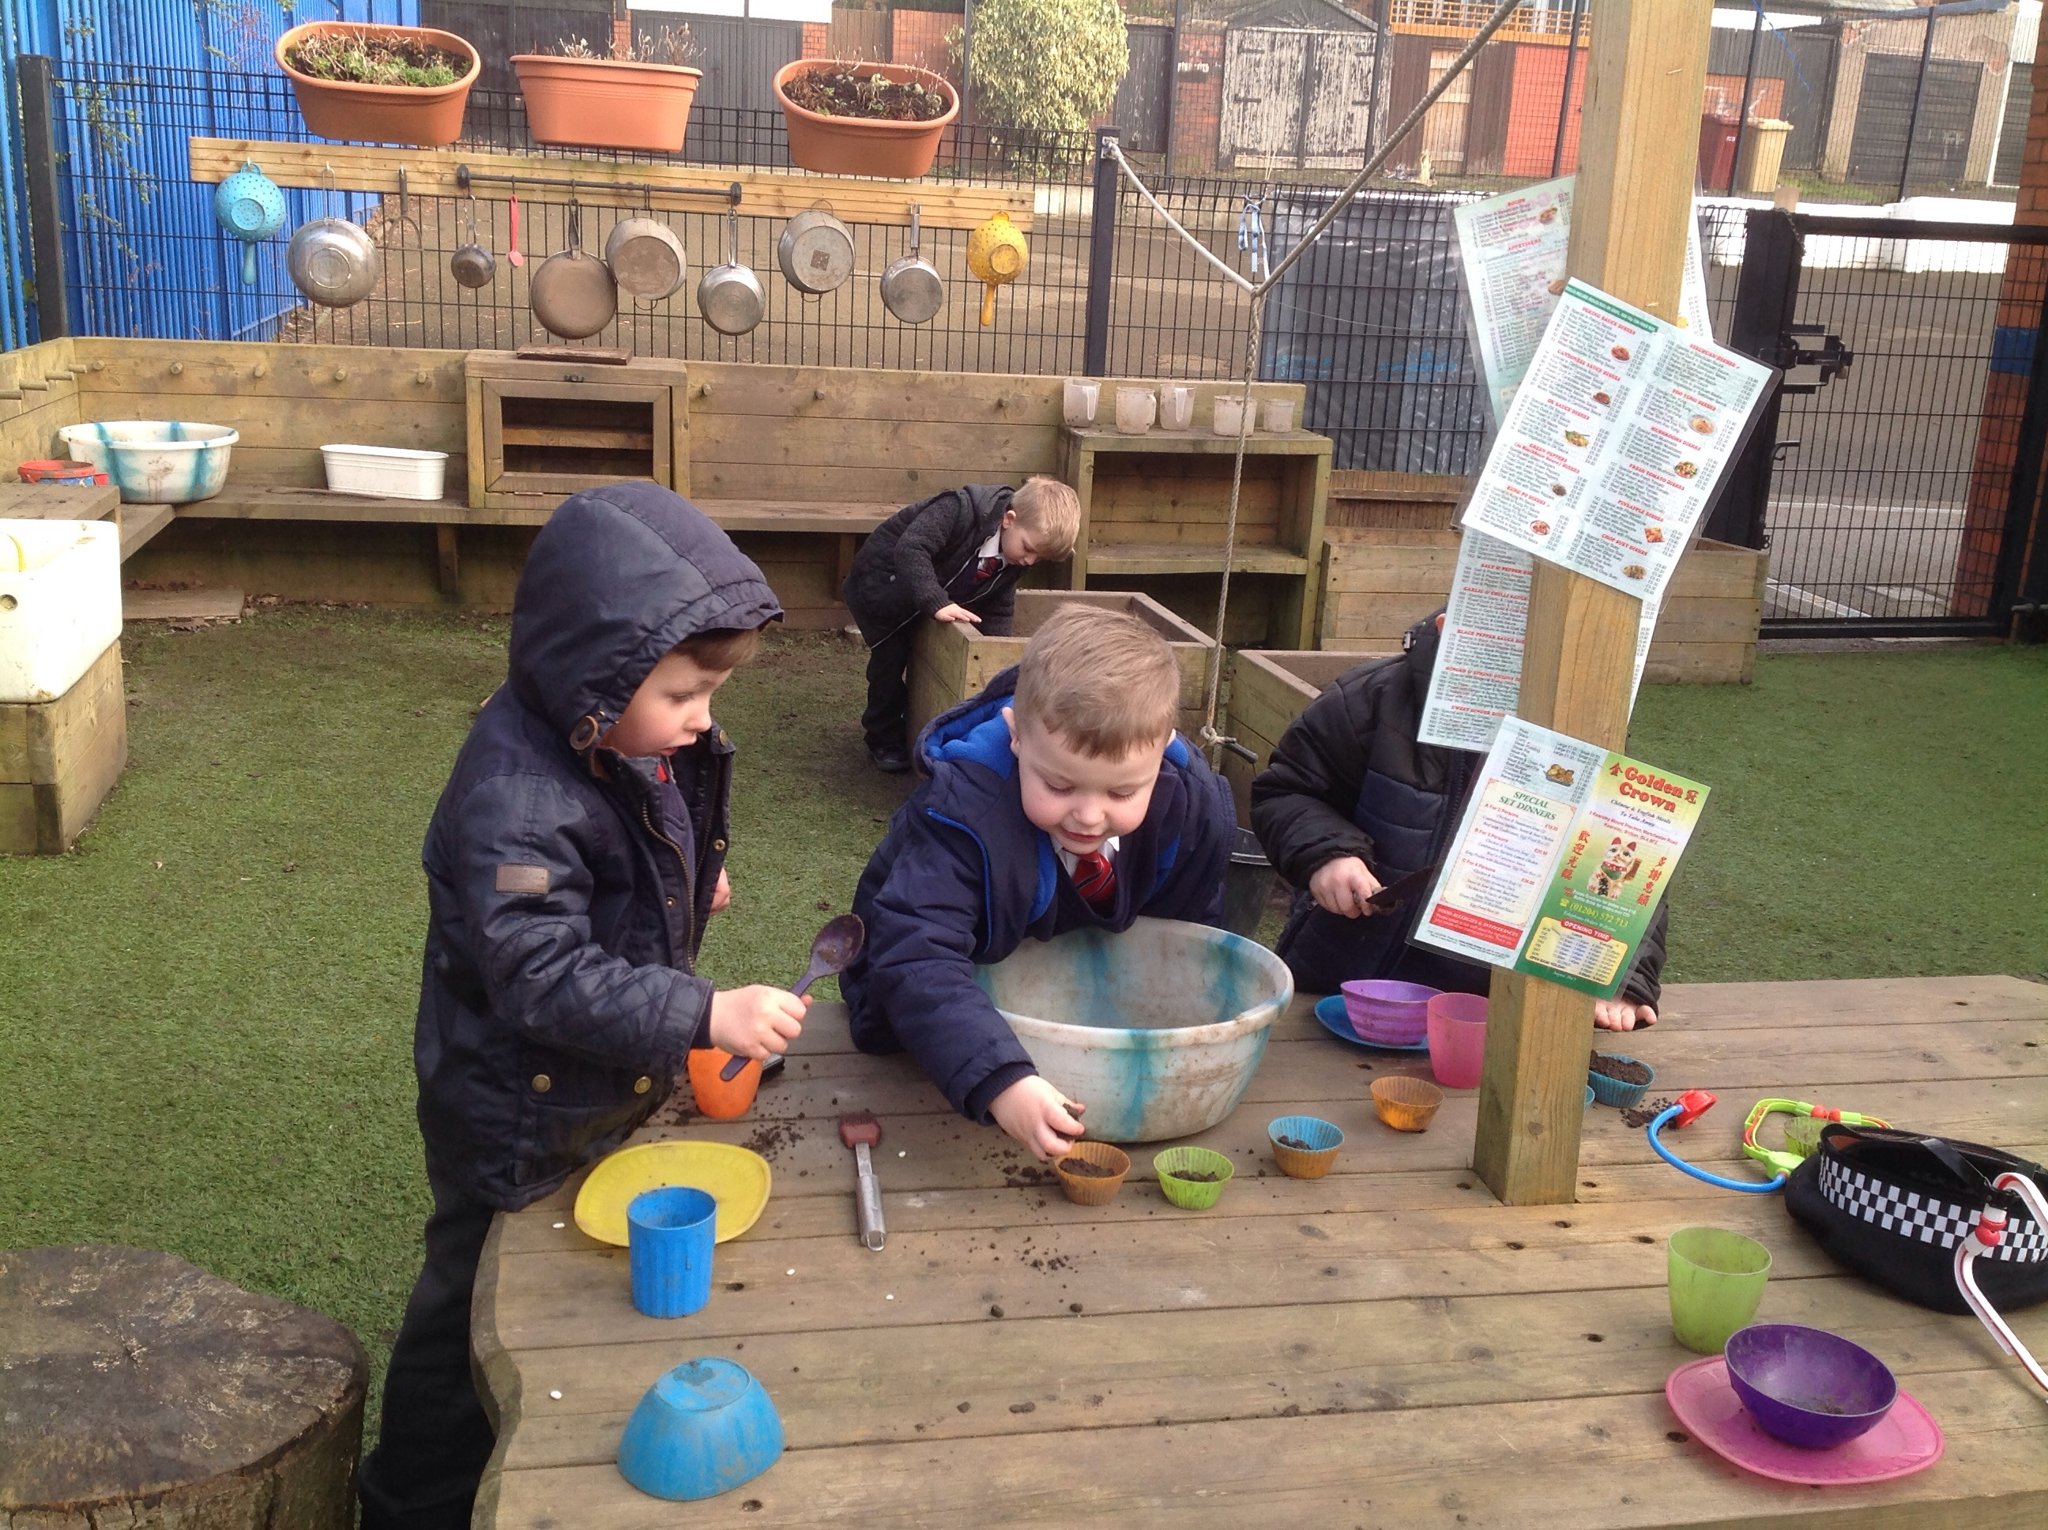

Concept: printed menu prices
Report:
left=1454, top=178, right=1572, bottom=423
left=1460, top=279, right=1773, bottom=605
left=1454, top=176, right=1716, bottom=425
left=1411, top=719, right=1707, bottom=999
left=1417, top=529, right=1660, bottom=753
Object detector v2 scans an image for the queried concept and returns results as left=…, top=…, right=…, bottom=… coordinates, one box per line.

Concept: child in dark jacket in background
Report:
left=842, top=605, right=1236, bottom=1159
left=358, top=484, right=807, bottom=1530
left=1251, top=609, right=1665, bottom=1031
left=842, top=475, right=1081, bottom=773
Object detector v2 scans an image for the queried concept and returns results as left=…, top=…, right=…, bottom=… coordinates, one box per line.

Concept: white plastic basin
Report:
left=0, top=518, right=122, bottom=703
left=321, top=444, right=449, bottom=500
left=977, top=916, right=1294, bottom=1142
left=59, top=420, right=238, bottom=505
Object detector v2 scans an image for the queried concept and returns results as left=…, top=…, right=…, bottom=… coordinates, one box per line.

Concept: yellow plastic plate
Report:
left=573, top=1141, right=773, bottom=1247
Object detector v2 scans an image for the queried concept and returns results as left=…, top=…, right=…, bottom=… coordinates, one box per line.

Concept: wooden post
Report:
left=1473, top=0, right=1714, bottom=1207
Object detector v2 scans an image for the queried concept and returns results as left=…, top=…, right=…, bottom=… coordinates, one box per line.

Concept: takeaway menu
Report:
left=1453, top=176, right=1714, bottom=425
left=1416, top=530, right=1663, bottom=752
left=1410, top=718, right=1708, bottom=999
left=1458, top=278, right=1774, bottom=606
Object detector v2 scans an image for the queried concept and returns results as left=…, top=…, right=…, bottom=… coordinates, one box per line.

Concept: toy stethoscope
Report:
left=1650, top=1089, right=2048, bottom=1398
left=1646, top=1090, right=1887, bottom=1194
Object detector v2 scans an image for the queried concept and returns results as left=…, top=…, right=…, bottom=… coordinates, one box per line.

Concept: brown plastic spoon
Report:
left=506, top=191, right=524, bottom=268
left=720, top=914, right=865, bottom=1080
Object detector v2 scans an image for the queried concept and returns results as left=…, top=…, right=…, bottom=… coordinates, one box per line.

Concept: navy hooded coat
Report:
left=413, top=484, right=783, bottom=1210
left=841, top=668, right=1237, bottom=1121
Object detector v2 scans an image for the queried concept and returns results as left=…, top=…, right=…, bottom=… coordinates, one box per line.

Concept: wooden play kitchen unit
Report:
left=472, top=976, right=2048, bottom=1527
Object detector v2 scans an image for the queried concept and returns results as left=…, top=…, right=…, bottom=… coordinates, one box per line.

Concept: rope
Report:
left=1097, top=0, right=1525, bottom=753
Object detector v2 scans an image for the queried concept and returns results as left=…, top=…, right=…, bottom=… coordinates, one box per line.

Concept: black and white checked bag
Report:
left=1786, top=1122, right=2048, bottom=1314
left=1818, top=1155, right=2048, bottom=1264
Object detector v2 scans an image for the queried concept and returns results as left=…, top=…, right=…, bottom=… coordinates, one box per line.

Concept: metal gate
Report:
left=1847, top=54, right=1980, bottom=189
left=1220, top=28, right=1378, bottom=170
left=1115, top=22, right=1173, bottom=155
left=1713, top=209, right=2046, bottom=637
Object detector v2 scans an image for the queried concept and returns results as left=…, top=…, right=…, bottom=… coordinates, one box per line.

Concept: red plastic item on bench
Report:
left=18, top=459, right=109, bottom=486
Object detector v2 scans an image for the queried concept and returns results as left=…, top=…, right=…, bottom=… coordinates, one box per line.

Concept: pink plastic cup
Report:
left=1426, top=991, right=1489, bottom=1089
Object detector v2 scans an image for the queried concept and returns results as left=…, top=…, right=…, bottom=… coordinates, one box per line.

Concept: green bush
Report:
left=965, top=0, right=1128, bottom=146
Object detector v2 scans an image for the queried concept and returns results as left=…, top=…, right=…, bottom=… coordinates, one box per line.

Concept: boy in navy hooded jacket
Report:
left=842, top=605, right=1236, bottom=1160
left=358, top=484, right=806, bottom=1530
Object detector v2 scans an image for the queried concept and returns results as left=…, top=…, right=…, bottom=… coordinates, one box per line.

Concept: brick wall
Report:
left=1955, top=5, right=2048, bottom=616
left=1169, top=21, right=1223, bottom=173
left=802, top=21, right=829, bottom=57
left=892, top=10, right=961, bottom=86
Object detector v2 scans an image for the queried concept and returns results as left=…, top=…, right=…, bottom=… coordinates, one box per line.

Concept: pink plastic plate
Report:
left=1664, top=1356, right=1944, bottom=1487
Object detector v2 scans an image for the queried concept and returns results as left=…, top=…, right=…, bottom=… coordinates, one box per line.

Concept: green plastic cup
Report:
left=1668, top=1226, right=1772, bottom=1354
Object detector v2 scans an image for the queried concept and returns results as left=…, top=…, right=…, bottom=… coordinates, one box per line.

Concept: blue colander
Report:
left=213, top=162, right=287, bottom=285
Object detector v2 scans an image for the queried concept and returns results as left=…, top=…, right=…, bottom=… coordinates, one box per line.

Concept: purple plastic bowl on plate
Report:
left=1340, top=980, right=1439, bottom=1043
left=1723, top=1323, right=1898, bottom=1450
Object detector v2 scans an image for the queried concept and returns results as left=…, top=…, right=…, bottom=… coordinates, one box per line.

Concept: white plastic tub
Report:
left=58, top=421, right=238, bottom=505
left=321, top=444, right=449, bottom=501
left=0, top=518, right=122, bottom=703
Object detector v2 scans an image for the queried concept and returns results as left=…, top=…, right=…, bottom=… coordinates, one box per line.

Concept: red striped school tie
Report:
left=1071, top=850, right=1116, bottom=910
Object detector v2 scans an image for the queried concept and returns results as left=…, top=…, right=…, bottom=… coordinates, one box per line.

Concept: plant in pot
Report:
left=275, top=22, right=480, bottom=148
left=773, top=60, right=960, bottom=179
left=513, top=27, right=705, bottom=155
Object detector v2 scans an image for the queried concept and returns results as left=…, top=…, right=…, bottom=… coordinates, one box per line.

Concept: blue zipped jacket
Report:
left=842, top=668, right=1236, bottom=1120
left=414, top=484, right=782, bottom=1210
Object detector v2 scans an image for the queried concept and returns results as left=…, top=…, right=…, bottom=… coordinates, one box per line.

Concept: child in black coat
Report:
left=842, top=476, right=1080, bottom=773
left=358, top=485, right=807, bottom=1530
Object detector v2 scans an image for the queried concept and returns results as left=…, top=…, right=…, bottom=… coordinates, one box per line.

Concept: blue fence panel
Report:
left=1, top=0, right=418, bottom=348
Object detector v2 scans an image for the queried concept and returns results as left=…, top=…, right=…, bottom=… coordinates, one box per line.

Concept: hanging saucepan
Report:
left=605, top=214, right=688, bottom=303
left=879, top=204, right=943, bottom=325
left=287, top=214, right=380, bottom=308
left=529, top=203, right=618, bottom=341
left=777, top=204, right=854, bottom=296
left=450, top=194, right=494, bottom=290
left=697, top=206, right=764, bottom=337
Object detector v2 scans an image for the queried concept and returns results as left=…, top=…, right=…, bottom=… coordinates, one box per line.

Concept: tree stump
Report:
left=0, top=1244, right=367, bottom=1528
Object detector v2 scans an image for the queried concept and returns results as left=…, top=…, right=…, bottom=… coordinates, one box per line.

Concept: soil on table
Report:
left=1589, top=1051, right=1652, bottom=1085
left=1059, top=1157, right=1117, bottom=1179
left=1621, top=1097, right=1678, bottom=1129
left=782, top=67, right=949, bottom=121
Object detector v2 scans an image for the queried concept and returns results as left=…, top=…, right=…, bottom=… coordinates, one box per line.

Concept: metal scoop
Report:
left=719, top=914, right=865, bottom=1080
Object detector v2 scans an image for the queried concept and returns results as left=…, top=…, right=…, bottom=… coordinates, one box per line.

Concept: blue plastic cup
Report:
left=628, top=1186, right=717, bottom=1319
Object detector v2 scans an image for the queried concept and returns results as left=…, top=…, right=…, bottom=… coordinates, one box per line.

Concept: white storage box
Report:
left=321, top=444, right=449, bottom=501
left=0, top=518, right=123, bottom=703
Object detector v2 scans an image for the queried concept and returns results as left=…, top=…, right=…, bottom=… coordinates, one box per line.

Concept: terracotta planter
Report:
left=276, top=23, right=478, bottom=148
left=774, top=60, right=960, bottom=179
left=513, top=56, right=704, bottom=154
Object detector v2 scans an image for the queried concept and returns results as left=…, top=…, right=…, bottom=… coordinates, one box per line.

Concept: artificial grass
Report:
left=1, top=612, right=2043, bottom=1430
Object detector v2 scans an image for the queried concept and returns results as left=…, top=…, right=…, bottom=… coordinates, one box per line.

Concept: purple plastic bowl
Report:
left=1723, top=1323, right=1898, bottom=1450
left=1340, top=980, right=1439, bottom=1043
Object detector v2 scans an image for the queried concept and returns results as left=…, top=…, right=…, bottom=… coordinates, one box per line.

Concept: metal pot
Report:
left=450, top=196, right=494, bottom=290
left=879, top=204, right=943, bottom=325
left=529, top=205, right=618, bottom=340
left=777, top=205, right=853, bottom=296
left=287, top=215, right=380, bottom=308
left=697, top=208, right=764, bottom=337
left=605, top=215, right=688, bottom=302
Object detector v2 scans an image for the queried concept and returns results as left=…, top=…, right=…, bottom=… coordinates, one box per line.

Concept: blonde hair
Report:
left=1008, top=476, right=1080, bottom=559
left=1013, top=605, right=1180, bottom=757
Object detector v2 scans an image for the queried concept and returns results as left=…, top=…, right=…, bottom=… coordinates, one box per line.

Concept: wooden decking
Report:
left=474, top=976, right=2048, bottom=1529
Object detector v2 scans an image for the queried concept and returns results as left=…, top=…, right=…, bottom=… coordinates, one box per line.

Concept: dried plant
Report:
left=285, top=27, right=467, bottom=88
left=546, top=25, right=699, bottom=68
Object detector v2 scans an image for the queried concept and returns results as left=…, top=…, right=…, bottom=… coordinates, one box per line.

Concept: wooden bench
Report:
left=0, top=480, right=174, bottom=563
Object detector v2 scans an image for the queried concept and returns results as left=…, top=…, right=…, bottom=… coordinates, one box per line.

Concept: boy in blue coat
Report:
left=843, top=605, right=1236, bottom=1160
left=358, top=484, right=809, bottom=1530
